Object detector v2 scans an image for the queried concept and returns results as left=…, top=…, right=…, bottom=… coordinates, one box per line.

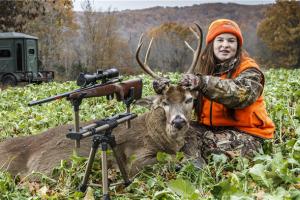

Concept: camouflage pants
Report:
left=190, top=123, right=263, bottom=160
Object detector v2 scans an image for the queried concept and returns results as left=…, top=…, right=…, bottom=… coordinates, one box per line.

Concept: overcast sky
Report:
left=73, top=0, right=276, bottom=11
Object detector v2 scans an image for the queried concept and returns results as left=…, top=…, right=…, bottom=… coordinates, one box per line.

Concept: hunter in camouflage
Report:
left=183, top=62, right=266, bottom=159
left=181, top=19, right=275, bottom=160
left=155, top=19, right=275, bottom=161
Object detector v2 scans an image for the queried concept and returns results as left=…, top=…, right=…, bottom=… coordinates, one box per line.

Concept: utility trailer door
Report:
left=15, top=39, right=24, bottom=72
left=26, top=39, right=38, bottom=77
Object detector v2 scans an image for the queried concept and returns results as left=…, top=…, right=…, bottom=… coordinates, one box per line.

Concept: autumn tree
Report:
left=0, top=0, right=45, bottom=32
left=79, top=0, right=132, bottom=74
left=26, top=0, right=79, bottom=80
left=257, top=0, right=300, bottom=68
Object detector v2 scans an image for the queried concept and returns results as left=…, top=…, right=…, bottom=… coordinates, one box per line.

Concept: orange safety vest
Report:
left=199, top=56, right=275, bottom=139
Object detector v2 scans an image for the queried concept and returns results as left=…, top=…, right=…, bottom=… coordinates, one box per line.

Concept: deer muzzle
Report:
left=171, top=115, right=187, bottom=130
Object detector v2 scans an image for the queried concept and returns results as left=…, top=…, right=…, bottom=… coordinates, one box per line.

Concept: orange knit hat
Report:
left=206, top=19, right=243, bottom=46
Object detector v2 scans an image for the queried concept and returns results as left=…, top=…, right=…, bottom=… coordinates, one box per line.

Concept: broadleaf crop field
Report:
left=0, top=69, right=299, bottom=199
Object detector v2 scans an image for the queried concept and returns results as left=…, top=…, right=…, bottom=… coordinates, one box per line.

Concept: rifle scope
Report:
left=77, top=68, right=119, bottom=87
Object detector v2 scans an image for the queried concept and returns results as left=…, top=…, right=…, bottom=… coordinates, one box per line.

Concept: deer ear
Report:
left=135, top=95, right=156, bottom=109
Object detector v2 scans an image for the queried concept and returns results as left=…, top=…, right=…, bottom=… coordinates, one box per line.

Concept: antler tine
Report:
left=185, top=23, right=203, bottom=74
left=136, top=34, right=161, bottom=79
left=144, top=37, right=153, bottom=65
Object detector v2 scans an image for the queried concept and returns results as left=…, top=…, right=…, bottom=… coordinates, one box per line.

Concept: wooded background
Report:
left=0, top=0, right=299, bottom=80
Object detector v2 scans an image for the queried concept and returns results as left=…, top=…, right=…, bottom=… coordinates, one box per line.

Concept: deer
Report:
left=0, top=23, right=203, bottom=178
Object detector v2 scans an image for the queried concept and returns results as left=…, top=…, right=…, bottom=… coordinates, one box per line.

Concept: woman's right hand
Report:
left=179, top=73, right=202, bottom=90
left=152, top=78, right=170, bottom=94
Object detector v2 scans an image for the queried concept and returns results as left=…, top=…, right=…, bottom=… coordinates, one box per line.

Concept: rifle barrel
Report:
left=28, top=92, right=71, bottom=106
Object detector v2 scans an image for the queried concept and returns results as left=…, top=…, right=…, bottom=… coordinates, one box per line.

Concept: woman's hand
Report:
left=179, top=73, right=202, bottom=90
left=152, top=78, right=170, bottom=94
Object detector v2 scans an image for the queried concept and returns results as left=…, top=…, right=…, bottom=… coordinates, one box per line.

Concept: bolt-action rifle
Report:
left=28, top=68, right=142, bottom=106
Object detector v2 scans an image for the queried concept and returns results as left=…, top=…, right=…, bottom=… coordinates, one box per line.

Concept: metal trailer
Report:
left=0, top=32, right=54, bottom=86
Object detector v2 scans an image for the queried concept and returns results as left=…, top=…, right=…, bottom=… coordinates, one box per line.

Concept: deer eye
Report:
left=185, top=97, right=193, bottom=104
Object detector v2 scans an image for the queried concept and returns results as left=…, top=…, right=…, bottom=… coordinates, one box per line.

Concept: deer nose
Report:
left=171, top=115, right=187, bottom=130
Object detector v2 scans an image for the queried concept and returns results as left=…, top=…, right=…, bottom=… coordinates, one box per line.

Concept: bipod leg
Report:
left=70, top=96, right=84, bottom=148
left=101, top=141, right=110, bottom=200
left=102, top=130, right=131, bottom=187
left=79, top=135, right=101, bottom=192
left=110, top=143, right=131, bottom=186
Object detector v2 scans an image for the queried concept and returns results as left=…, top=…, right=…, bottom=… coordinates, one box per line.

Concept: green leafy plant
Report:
left=0, top=69, right=299, bottom=199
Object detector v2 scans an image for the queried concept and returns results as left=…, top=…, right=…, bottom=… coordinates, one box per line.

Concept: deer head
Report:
left=135, top=23, right=203, bottom=142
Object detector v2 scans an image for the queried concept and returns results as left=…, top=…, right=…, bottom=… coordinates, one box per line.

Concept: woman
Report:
left=174, top=19, right=275, bottom=158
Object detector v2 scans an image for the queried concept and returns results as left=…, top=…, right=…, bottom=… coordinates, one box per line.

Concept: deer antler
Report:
left=185, top=23, right=203, bottom=74
left=136, top=34, right=162, bottom=79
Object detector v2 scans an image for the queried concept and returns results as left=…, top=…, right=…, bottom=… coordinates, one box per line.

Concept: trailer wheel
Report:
left=1, top=75, right=17, bottom=86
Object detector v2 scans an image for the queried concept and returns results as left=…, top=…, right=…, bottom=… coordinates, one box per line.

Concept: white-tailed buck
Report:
left=0, top=23, right=203, bottom=177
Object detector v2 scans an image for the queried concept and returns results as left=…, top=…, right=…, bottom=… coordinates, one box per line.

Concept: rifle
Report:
left=28, top=78, right=142, bottom=106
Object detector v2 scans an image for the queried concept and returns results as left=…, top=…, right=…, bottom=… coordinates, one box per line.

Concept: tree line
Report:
left=0, top=0, right=299, bottom=81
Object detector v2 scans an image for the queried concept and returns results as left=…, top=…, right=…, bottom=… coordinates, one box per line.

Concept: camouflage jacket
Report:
left=199, top=67, right=264, bottom=109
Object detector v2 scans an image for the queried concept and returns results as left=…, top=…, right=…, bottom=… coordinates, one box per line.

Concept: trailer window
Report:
left=28, top=49, right=35, bottom=55
left=0, top=49, right=11, bottom=57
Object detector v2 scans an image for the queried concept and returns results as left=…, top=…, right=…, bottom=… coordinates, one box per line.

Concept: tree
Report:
left=79, top=0, right=132, bottom=74
left=0, top=1, right=45, bottom=32
left=257, top=0, right=300, bottom=68
left=26, top=0, right=79, bottom=80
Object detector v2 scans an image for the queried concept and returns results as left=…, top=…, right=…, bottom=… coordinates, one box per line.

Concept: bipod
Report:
left=75, top=115, right=134, bottom=199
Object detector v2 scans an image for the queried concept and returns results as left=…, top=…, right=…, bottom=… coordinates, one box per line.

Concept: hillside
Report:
left=88, top=3, right=270, bottom=58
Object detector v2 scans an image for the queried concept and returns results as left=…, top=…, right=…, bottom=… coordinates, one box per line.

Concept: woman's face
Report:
left=213, top=33, right=238, bottom=62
